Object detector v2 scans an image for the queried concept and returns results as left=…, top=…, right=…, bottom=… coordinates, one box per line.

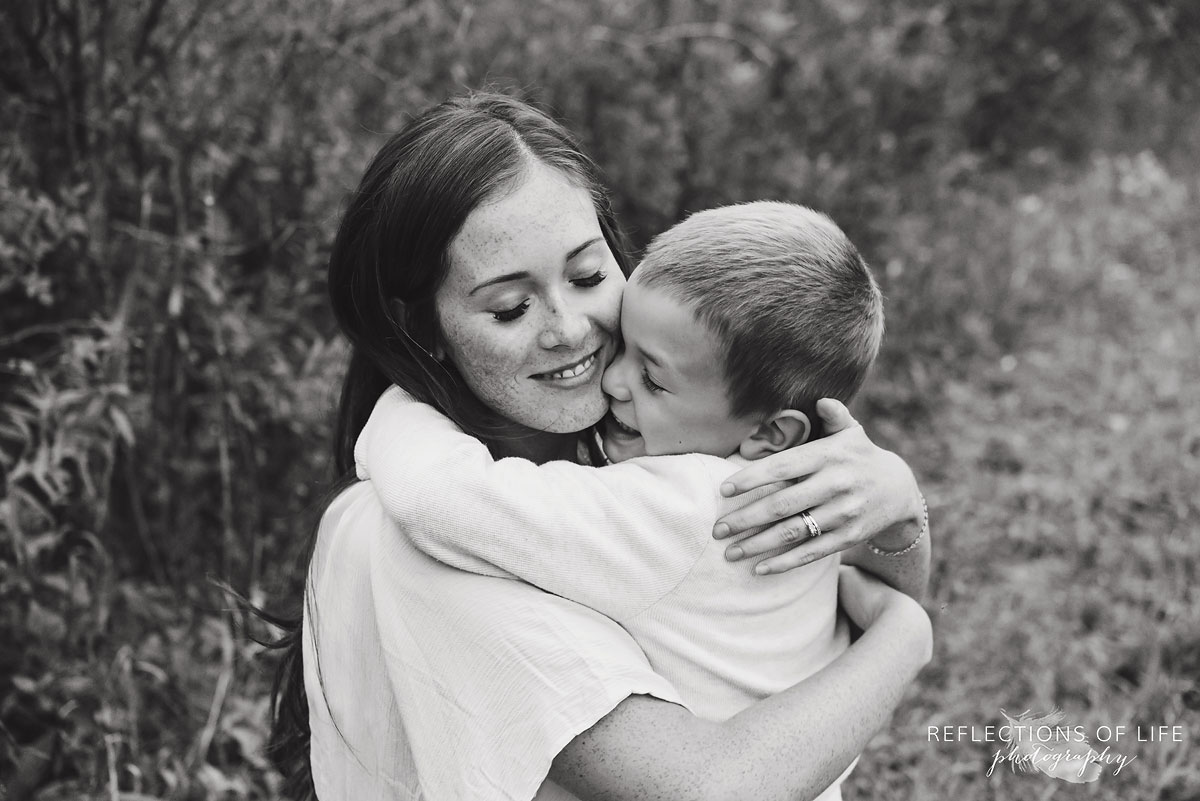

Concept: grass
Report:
left=850, top=152, right=1200, bottom=800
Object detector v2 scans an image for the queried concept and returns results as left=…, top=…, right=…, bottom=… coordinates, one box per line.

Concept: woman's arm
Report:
left=839, top=500, right=930, bottom=601
left=715, top=399, right=929, bottom=590
left=551, top=568, right=932, bottom=801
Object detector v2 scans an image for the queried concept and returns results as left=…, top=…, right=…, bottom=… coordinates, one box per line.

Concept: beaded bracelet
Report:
left=866, top=494, right=928, bottom=557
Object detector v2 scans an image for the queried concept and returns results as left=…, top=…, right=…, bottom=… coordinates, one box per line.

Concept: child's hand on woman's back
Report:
left=838, top=566, right=933, bottom=666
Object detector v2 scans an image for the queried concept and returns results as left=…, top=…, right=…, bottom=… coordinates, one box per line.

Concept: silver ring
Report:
left=800, top=510, right=822, bottom=539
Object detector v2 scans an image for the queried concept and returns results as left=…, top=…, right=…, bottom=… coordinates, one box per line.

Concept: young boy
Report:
left=356, top=201, right=929, bottom=800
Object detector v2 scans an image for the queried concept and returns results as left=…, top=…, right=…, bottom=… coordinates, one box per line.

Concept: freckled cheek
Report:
left=446, top=319, right=533, bottom=384
left=584, top=300, right=621, bottom=355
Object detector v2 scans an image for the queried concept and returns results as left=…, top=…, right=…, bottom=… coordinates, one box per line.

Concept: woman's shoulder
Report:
left=304, top=478, right=684, bottom=801
left=311, top=480, right=377, bottom=564
left=312, top=479, right=645, bottom=638
left=321, top=479, right=373, bottom=529
left=314, top=477, right=680, bottom=689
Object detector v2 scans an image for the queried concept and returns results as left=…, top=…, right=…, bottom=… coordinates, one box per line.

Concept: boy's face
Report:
left=600, top=276, right=760, bottom=463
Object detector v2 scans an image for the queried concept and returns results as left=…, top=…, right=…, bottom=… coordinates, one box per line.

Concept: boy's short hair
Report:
left=635, top=201, right=883, bottom=430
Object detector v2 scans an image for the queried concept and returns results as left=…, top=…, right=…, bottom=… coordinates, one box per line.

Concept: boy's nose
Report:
left=601, top=347, right=632, bottom=401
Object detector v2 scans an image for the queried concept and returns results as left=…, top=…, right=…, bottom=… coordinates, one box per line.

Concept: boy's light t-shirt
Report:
left=353, top=386, right=854, bottom=797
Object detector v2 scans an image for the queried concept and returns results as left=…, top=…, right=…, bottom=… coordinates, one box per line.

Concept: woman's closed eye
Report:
left=571, top=269, right=607, bottom=288
left=489, top=269, right=605, bottom=322
left=491, top=300, right=530, bottom=322
left=641, top=368, right=665, bottom=393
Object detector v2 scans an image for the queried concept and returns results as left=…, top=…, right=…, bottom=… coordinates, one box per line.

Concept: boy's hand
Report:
left=837, top=566, right=897, bottom=629
left=713, top=399, right=925, bottom=575
left=838, top=566, right=933, bottom=663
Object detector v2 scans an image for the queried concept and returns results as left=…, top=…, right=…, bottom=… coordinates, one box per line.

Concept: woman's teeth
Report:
left=542, top=353, right=595, bottom=380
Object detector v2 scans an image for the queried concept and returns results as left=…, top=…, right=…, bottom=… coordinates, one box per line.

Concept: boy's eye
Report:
left=572, top=270, right=607, bottom=288
left=492, top=300, right=530, bottom=322
left=641, top=368, right=665, bottom=394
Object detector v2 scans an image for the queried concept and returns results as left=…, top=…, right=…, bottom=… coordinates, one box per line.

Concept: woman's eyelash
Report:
left=572, top=270, right=607, bottom=288
left=492, top=300, right=529, bottom=322
left=490, top=270, right=603, bottom=322
left=641, top=369, right=665, bottom=393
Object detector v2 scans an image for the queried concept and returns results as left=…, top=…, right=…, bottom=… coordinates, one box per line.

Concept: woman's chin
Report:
left=527, top=390, right=610, bottom=434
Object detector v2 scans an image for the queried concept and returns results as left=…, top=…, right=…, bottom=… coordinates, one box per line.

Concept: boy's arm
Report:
left=355, top=387, right=715, bottom=619
left=839, top=515, right=930, bottom=601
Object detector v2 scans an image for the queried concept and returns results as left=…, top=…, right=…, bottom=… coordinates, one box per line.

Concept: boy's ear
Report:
left=738, top=410, right=811, bottom=460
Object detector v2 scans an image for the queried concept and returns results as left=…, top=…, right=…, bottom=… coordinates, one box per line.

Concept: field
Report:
left=2, top=1, right=1198, bottom=799
left=851, top=154, right=1200, bottom=799
left=7, top=150, right=1195, bottom=801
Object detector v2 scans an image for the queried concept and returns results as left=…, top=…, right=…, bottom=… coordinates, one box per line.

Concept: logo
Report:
left=926, top=707, right=1177, bottom=784
left=989, top=709, right=1105, bottom=783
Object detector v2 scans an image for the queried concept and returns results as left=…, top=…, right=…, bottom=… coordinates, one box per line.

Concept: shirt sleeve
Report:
left=305, top=481, right=684, bottom=801
left=354, top=386, right=721, bottom=620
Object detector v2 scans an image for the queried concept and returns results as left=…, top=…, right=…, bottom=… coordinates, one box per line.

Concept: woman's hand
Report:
left=714, top=398, right=925, bottom=575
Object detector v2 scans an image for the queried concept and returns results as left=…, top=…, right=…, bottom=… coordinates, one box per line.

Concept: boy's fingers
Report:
left=816, top=398, right=860, bottom=435
left=838, top=564, right=864, bottom=584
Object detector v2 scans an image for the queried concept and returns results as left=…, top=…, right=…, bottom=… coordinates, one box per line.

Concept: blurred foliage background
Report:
left=1, top=0, right=1198, bottom=798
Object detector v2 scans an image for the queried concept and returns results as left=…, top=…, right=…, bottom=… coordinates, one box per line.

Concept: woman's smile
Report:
left=530, top=347, right=603, bottom=385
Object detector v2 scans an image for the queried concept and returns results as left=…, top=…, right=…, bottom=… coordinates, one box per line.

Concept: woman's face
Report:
left=435, top=161, right=626, bottom=433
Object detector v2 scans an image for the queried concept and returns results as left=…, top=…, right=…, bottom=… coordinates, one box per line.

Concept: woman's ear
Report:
left=388, top=297, right=414, bottom=334
left=429, top=327, right=447, bottom=362
left=738, top=410, right=812, bottom=460
left=390, top=297, right=446, bottom=361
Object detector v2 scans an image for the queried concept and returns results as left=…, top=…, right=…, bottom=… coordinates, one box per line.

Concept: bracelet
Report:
left=866, top=495, right=928, bottom=557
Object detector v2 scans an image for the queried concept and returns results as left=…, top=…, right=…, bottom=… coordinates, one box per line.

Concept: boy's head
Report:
left=600, top=201, right=883, bottom=463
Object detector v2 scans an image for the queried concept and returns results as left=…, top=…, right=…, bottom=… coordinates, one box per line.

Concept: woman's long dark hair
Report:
left=264, top=91, right=634, bottom=799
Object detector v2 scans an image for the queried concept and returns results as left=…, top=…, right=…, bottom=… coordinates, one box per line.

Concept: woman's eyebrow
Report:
left=469, top=271, right=529, bottom=296
left=565, top=236, right=604, bottom=262
left=468, top=238, right=602, bottom=295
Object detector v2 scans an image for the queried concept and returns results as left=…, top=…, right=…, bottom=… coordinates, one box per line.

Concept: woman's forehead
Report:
left=445, top=163, right=600, bottom=288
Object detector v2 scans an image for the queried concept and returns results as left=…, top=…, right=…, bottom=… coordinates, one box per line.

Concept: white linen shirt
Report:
left=350, top=387, right=853, bottom=799
left=303, top=480, right=682, bottom=801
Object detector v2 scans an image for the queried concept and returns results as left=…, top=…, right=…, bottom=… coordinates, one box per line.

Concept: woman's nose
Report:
left=537, top=295, right=591, bottom=350
left=601, top=346, right=632, bottom=401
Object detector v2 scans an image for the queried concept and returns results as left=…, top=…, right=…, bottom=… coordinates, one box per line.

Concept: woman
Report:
left=270, top=92, right=932, bottom=801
